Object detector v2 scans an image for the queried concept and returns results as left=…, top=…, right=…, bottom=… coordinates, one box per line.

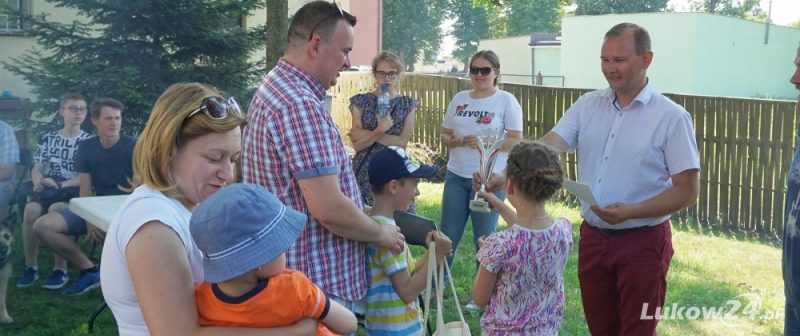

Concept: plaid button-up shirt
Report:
left=0, top=120, right=19, bottom=180
left=242, top=58, right=368, bottom=301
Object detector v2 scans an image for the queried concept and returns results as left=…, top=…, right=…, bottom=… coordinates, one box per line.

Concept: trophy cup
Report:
left=469, top=127, right=506, bottom=213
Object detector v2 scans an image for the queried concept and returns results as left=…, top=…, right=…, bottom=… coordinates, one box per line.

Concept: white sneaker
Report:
left=465, top=299, right=479, bottom=311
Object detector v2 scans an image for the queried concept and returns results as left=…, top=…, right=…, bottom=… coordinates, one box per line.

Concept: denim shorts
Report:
left=56, top=208, right=87, bottom=236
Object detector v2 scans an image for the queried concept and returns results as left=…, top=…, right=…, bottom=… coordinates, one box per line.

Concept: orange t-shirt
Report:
left=195, top=269, right=336, bottom=335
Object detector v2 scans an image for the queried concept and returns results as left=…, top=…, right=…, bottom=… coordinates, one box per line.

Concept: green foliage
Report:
left=449, top=1, right=491, bottom=71
left=469, top=0, right=564, bottom=37
left=2, top=0, right=267, bottom=138
left=0, top=182, right=787, bottom=335
left=382, top=0, right=448, bottom=72
left=574, top=0, right=669, bottom=15
left=689, top=0, right=765, bottom=20
left=792, top=19, right=800, bottom=29
left=503, top=0, right=565, bottom=35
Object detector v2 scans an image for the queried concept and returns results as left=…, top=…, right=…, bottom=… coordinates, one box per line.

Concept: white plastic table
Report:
left=69, top=195, right=128, bottom=231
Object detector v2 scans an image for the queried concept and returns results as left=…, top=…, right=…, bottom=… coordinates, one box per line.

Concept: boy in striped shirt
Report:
left=365, top=146, right=452, bottom=335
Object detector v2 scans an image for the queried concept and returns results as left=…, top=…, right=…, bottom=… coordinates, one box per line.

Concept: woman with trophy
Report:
left=439, top=50, right=523, bottom=310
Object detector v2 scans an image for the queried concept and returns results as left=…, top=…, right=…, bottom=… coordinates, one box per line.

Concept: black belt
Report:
left=591, top=225, right=642, bottom=236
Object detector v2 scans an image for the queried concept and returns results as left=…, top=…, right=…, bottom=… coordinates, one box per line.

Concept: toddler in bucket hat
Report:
left=190, top=183, right=357, bottom=334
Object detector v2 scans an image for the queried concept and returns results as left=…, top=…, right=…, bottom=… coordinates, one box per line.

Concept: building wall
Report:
left=478, top=35, right=532, bottom=85
left=561, top=12, right=800, bottom=98
left=694, top=14, right=800, bottom=98
left=561, top=13, right=698, bottom=93
left=349, top=0, right=381, bottom=68
left=0, top=0, right=84, bottom=99
left=532, top=47, right=562, bottom=86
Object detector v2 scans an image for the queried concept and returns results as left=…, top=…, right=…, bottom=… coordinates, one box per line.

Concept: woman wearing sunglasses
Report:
left=100, top=83, right=316, bottom=335
left=439, top=50, right=523, bottom=310
left=347, top=51, right=420, bottom=212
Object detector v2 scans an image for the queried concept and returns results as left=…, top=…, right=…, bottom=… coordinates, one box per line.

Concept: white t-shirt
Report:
left=442, top=90, right=523, bottom=178
left=100, top=185, right=200, bottom=336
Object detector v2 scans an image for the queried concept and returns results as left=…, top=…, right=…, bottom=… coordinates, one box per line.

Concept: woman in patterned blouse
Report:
left=347, top=51, right=420, bottom=212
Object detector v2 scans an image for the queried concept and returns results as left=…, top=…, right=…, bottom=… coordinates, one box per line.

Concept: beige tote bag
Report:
left=422, top=240, right=471, bottom=336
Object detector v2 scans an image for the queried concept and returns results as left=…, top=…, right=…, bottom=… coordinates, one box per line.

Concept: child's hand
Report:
left=477, top=191, right=501, bottom=209
left=432, top=232, right=453, bottom=263
left=424, top=231, right=435, bottom=247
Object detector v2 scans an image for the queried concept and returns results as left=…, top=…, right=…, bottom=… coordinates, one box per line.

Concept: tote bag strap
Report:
left=442, top=258, right=468, bottom=326
left=422, top=241, right=437, bottom=336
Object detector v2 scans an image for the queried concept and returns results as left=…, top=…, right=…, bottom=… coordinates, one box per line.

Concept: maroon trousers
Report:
left=578, top=220, right=673, bottom=336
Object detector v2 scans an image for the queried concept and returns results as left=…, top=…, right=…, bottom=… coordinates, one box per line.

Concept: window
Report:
left=0, top=0, right=27, bottom=34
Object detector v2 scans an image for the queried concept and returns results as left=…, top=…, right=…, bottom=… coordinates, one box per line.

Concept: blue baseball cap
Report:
left=368, top=146, right=440, bottom=186
left=190, top=183, right=307, bottom=283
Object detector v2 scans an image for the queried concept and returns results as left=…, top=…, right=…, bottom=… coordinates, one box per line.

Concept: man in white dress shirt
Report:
left=478, top=23, right=700, bottom=335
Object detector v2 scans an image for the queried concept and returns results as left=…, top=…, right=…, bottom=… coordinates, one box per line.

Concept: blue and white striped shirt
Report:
left=552, top=80, right=700, bottom=229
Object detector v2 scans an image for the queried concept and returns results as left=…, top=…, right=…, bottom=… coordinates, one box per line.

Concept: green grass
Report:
left=0, top=182, right=786, bottom=335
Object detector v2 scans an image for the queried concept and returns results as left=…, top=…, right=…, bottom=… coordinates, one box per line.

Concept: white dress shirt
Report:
left=552, top=80, right=700, bottom=229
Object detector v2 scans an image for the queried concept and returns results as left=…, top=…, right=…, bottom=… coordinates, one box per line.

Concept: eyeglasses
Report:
left=469, top=67, right=494, bottom=76
left=308, top=2, right=344, bottom=42
left=186, top=97, right=242, bottom=121
left=66, top=106, right=87, bottom=113
left=375, top=71, right=398, bottom=79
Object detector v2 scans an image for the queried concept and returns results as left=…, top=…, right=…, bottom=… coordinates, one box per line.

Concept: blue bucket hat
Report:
left=190, top=183, right=307, bottom=283
left=368, top=146, right=440, bottom=186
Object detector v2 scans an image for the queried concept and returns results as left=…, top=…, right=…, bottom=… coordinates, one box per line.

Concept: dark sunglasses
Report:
left=469, top=66, right=494, bottom=76
left=186, top=97, right=242, bottom=121
left=308, top=2, right=344, bottom=42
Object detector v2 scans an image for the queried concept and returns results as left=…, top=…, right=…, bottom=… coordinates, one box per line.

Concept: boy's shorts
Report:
left=56, top=208, right=88, bottom=236
left=28, top=198, right=67, bottom=213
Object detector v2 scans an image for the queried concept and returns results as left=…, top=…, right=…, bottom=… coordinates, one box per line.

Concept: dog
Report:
left=0, top=222, right=13, bottom=323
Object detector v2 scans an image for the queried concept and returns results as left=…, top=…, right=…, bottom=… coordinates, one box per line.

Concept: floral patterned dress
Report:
left=349, top=93, right=419, bottom=212
left=476, top=218, right=574, bottom=335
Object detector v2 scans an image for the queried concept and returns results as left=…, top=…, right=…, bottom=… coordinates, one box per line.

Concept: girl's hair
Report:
left=129, top=82, right=247, bottom=201
left=371, top=51, right=404, bottom=87
left=470, top=50, right=501, bottom=87
left=506, top=141, right=564, bottom=202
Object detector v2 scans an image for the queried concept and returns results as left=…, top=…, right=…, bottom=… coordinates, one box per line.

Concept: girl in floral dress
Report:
left=473, top=141, right=574, bottom=335
left=348, top=51, right=419, bottom=212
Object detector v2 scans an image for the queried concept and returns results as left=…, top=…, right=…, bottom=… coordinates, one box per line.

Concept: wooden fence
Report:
left=329, top=72, right=799, bottom=235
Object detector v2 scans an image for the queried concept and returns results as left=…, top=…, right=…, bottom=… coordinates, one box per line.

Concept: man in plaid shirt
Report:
left=241, top=1, right=405, bottom=322
left=0, top=119, right=19, bottom=223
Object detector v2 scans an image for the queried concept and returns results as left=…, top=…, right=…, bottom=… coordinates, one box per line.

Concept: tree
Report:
left=449, top=1, right=491, bottom=71
left=791, top=19, right=800, bottom=29
left=382, top=0, right=447, bottom=71
left=2, top=0, right=267, bottom=137
left=689, top=0, right=764, bottom=20
left=471, top=0, right=565, bottom=38
left=265, top=0, right=288, bottom=72
left=504, top=0, right=565, bottom=35
left=574, top=0, right=669, bottom=15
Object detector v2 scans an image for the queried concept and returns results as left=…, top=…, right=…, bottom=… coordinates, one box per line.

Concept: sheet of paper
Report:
left=562, top=179, right=598, bottom=206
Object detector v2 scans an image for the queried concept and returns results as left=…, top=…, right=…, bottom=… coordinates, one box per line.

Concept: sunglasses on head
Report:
left=469, top=66, right=494, bottom=76
left=186, top=97, right=242, bottom=121
left=308, top=2, right=344, bottom=42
